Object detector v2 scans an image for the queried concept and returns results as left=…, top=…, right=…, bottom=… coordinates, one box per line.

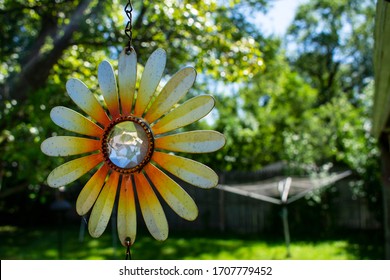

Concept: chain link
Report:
left=124, top=0, right=133, bottom=53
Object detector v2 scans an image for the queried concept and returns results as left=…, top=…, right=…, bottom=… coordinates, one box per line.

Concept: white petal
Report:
left=117, top=175, right=137, bottom=245
left=118, top=49, right=137, bottom=115
left=134, top=172, right=168, bottom=241
left=152, top=95, right=215, bottom=134
left=98, top=60, right=120, bottom=118
left=66, top=78, right=110, bottom=126
left=144, top=66, right=196, bottom=123
left=134, top=48, right=166, bottom=116
left=41, top=136, right=100, bottom=156
left=50, top=106, right=103, bottom=137
left=145, top=164, right=198, bottom=221
left=155, top=130, right=225, bottom=153
left=47, top=153, right=103, bottom=188
left=152, top=152, right=218, bottom=189
left=88, top=172, right=120, bottom=238
left=76, top=164, right=109, bottom=216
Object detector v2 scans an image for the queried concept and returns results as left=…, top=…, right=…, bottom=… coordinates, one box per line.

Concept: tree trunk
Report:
left=4, top=0, right=93, bottom=103
left=380, top=133, right=390, bottom=259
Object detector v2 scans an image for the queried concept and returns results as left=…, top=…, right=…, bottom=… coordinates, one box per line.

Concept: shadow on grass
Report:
left=132, top=233, right=252, bottom=260
left=0, top=225, right=117, bottom=260
left=341, top=230, right=384, bottom=260
left=0, top=225, right=384, bottom=260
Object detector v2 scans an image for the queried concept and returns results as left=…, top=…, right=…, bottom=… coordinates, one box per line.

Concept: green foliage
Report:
left=211, top=0, right=380, bottom=209
left=130, top=0, right=266, bottom=83
left=213, top=48, right=319, bottom=171
left=282, top=0, right=380, bottom=205
left=286, top=0, right=375, bottom=105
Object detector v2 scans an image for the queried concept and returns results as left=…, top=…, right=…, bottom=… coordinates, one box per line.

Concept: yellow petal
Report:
left=117, top=175, right=137, bottom=246
left=66, top=78, right=110, bottom=127
left=155, top=130, right=225, bottom=153
left=152, top=151, right=218, bottom=189
left=47, top=153, right=103, bottom=188
left=50, top=106, right=103, bottom=138
left=152, top=95, right=215, bottom=135
left=118, top=49, right=137, bottom=115
left=41, top=136, right=100, bottom=156
left=76, top=164, right=109, bottom=215
left=144, top=163, right=198, bottom=221
left=98, top=60, right=120, bottom=119
left=144, top=67, right=196, bottom=123
left=134, top=48, right=166, bottom=116
left=134, top=172, right=168, bottom=241
left=88, top=171, right=120, bottom=238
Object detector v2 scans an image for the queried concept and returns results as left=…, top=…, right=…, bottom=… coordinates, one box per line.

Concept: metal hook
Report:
left=125, top=237, right=132, bottom=260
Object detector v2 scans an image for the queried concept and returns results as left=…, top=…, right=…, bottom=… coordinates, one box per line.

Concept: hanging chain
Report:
left=124, top=0, right=133, bottom=53
left=125, top=237, right=132, bottom=260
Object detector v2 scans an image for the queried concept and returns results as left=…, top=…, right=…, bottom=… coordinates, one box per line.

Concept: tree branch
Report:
left=3, top=0, right=94, bottom=103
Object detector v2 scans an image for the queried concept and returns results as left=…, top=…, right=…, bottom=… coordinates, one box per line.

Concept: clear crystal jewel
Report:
left=107, top=121, right=149, bottom=169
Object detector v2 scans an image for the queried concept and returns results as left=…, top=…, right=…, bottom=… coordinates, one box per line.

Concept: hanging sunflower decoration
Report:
left=41, top=1, right=225, bottom=247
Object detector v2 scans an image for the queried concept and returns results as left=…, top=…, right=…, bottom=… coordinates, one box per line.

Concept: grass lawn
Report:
left=0, top=224, right=383, bottom=260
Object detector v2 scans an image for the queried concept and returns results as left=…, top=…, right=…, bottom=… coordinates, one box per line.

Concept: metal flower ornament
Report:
left=40, top=1, right=225, bottom=249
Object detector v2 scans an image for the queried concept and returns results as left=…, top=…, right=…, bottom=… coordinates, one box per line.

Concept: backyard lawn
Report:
left=0, top=225, right=383, bottom=260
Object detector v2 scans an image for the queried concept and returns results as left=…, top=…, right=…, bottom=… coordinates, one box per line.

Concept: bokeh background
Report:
left=0, top=0, right=385, bottom=259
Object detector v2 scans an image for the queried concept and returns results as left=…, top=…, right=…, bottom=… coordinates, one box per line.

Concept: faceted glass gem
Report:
left=106, top=121, right=150, bottom=169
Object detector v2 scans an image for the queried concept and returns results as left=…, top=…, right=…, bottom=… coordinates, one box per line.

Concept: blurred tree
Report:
left=212, top=0, right=380, bottom=212
left=213, top=41, right=319, bottom=172
left=283, top=0, right=380, bottom=207
left=1, top=0, right=269, bottom=103
left=286, top=0, right=375, bottom=106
